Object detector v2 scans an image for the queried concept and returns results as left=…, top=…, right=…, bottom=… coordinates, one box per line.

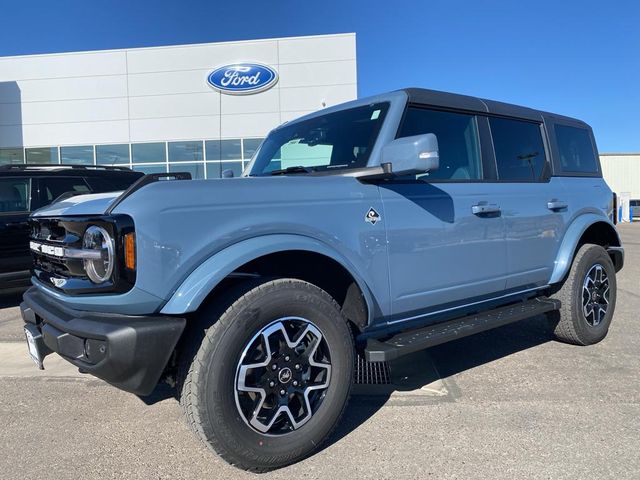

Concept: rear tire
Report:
left=549, top=243, right=617, bottom=345
left=178, top=278, right=354, bottom=472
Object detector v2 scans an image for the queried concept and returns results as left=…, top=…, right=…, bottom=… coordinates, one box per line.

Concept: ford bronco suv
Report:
left=21, top=88, right=623, bottom=471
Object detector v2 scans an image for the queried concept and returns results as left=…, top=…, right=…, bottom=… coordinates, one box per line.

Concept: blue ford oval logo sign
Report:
left=207, top=63, right=278, bottom=95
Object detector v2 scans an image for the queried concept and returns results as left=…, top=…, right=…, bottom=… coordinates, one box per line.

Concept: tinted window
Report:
left=205, top=139, right=242, bottom=161
left=84, top=174, right=143, bottom=192
left=132, top=143, right=166, bottom=164
left=96, top=144, right=130, bottom=165
left=168, top=141, right=203, bottom=162
left=490, top=118, right=546, bottom=181
left=397, top=107, right=481, bottom=180
left=0, top=178, right=30, bottom=212
left=42, top=177, right=90, bottom=204
left=26, top=147, right=59, bottom=164
left=555, top=125, right=598, bottom=174
left=60, top=145, right=94, bottom=165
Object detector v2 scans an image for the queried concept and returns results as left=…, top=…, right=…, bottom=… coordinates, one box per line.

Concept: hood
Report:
left=32, top=191, right=123, bottom=217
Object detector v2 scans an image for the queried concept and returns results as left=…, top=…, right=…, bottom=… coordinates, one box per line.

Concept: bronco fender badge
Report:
left=365, top=207, right=381, bottom=225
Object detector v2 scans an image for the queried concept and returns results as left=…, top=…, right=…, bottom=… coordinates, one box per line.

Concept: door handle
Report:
left=5, top=221, right=29, bottom=228
left=472, top=204, right=501, bottom=216
left=547, top=200, right=568, bottom=211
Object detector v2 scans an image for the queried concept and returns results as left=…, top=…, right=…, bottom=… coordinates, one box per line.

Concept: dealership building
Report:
left=0, top=33, right=357, bottom=178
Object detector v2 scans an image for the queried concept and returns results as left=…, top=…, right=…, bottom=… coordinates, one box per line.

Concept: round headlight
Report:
left=82, top=226, right=114, bottom=284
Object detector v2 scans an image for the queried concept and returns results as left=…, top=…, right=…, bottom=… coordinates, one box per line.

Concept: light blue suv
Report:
left=21, top=88, right=624, bottom=471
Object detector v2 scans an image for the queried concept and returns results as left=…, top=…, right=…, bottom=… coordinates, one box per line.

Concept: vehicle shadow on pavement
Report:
left=322, top=314, right=554, bottom=452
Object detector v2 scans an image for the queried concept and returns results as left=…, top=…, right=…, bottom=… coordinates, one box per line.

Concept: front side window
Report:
left=251, top=103, right=389, bottom=175
left=555, top=124, right=598, bottom=174
left=490, top=118, right=547, bottom=181
left=0, top=178, right=30, bottom=213
left=397, top=107, right=482, bottom=181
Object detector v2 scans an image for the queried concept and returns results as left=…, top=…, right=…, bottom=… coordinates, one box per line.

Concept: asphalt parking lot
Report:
left=1, top=224, right=638, bottom=480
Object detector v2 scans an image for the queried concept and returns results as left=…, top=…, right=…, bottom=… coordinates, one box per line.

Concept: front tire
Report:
left=549, top=243, right=617, bottom=345
left=178, top=278, right=354, bottom=471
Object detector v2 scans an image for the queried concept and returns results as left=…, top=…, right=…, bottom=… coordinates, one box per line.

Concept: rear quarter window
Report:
left=555, top=124, right=599, bottom=174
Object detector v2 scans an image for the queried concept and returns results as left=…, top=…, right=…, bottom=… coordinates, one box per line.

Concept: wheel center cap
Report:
left=278, top=367, right=292, bottom=384
left=592, top=291, right=598, bottom=301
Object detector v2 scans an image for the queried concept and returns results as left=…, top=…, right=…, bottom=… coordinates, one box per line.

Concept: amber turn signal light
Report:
left=124, top=232, right=136, bottom=270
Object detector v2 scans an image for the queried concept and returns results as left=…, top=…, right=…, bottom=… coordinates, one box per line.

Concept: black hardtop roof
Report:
left=0, top=164, right=143, bottom=177
left=403, top=88, right=588, bottom=127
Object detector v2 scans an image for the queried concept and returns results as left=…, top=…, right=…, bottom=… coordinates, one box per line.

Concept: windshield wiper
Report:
left=269, top=165, right=315, bottom=176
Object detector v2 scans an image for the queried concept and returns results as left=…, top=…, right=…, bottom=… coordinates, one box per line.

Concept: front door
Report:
left=380, top=107, right=507, bottom=320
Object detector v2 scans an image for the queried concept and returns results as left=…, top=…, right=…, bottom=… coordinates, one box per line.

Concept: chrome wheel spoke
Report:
left=581, top=263, right=610, bottom=327
left=235, top=317, right=332, bottom=436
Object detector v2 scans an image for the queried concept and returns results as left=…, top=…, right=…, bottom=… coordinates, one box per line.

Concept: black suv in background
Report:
left=0, top=165, right=143, bottom=292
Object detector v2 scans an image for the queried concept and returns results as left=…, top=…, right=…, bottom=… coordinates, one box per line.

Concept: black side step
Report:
left=365, top=297, right=560, bottom=362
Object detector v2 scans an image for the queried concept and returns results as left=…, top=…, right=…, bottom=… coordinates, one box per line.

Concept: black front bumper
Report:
left=20, top=287, right=186, bottom=396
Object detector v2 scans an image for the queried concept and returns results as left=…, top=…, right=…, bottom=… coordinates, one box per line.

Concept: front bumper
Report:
left=20, top=287, right=186, bottom=396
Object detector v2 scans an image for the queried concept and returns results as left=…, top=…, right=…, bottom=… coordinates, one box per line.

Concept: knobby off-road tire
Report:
left=549, top=243, right=617, bottom=345
left=177, top=278, right=355, bottom=472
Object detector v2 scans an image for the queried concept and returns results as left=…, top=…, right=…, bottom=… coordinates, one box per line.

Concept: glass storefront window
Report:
left=132, top=143, right=166, bottom=164
left=60, top=145, right=94, bottom=165
left=169, top=141, right=203, bottom=162
left=205, top=139, right=242, bottom=161
left=169, top=162, right=204, bottom=179
left=0, top=148, right=24, bottom=164
left=242, top=138, right=263, bottom=161
left=26, top=147, right=59, bottom=164
left=96, top=144, right=130, bottom=165
left=206, top=161, right=243, bottom=179
left=133, top=164, right=167, bottom=175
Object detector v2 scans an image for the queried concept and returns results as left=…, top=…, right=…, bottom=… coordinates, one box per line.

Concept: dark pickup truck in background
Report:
left=0, top=165, right=143, bottom=292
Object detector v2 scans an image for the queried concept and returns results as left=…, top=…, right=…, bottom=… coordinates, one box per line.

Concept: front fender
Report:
left=160, top=234, right=377, bottom=323
left=549, top=214, right=620, bottom=284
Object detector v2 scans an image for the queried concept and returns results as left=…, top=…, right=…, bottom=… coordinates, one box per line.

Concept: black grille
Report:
left=29, top=214, right=136, bottom=295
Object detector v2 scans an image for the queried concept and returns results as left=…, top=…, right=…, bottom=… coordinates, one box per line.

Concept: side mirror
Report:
left=381, top=133, right=439, bottom=175
left=221, top=169, right=235, bottom=178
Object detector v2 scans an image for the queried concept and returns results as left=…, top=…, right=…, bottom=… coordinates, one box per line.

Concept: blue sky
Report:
left=1, top=0, right=638, bottom=152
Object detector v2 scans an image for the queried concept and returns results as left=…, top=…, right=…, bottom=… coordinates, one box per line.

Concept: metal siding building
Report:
left=0, top=33, right=357, bottom=178
left=600, top=154, right=640, bottom=199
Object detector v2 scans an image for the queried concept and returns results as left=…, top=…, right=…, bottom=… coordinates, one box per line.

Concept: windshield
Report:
left=250, top=102, right=390, bottom=175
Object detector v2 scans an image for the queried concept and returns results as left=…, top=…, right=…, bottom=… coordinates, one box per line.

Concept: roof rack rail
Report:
left=105, top=172, right=192, bottom=215
left=0, top=164, right=133, bottom=171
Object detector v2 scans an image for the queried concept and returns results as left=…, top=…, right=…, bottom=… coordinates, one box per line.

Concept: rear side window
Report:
left=0, top=178, right=30, bottom=213
left=490, top=117, right=547, bottom=181
left=42, top=177, right=90, bottom=204
left=398, top=107, right=482, bottom=181
left=555, top=124, right=598, bottom=174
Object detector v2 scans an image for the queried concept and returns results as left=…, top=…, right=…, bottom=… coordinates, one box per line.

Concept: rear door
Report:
left=487, top=117, right=569, bottom=289
left=380, top=106, right=507, bottom=320
left=0, top=177, right=32, bottom=276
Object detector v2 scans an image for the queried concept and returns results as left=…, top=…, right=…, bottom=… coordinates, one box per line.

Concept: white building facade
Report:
left=600, top=153, right=640, bottom=200
left=0, top=33, right=357, bottom=178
